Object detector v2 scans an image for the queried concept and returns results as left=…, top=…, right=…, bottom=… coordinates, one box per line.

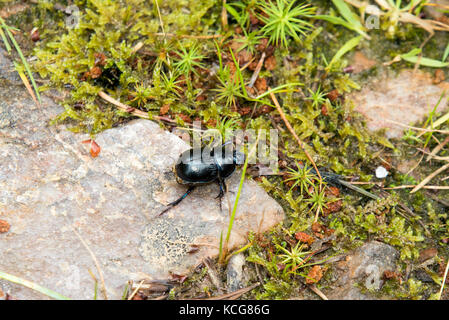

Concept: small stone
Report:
left=413, top=269, right=434, bottom=283
left=350, top=69, right=449, bottom=139
left=327, top=241, right=399, bottom=300
left=226, top=253, right=246, bottom=293
left=0, top=45, right=284, bottom=299
left=375, top=166, right=389, bottom=179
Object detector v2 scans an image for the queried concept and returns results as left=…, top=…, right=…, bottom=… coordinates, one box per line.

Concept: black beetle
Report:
left=159, top=143, right=245, bottom=215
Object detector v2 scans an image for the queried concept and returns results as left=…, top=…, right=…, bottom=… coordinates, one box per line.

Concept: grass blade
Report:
left=402, top=55, right=449, bottom=68
left=443, top=42, right=449, bottom=62
left=218, top=230, right=224, bottom=263
left=0, top=26, right=11, bottom=52
left=401, top=48, right=449, bottom=67
left=14, top=61, right=38, bottom=105
left=0, top=17, right=41, bottom=104
left=314, top=0, right=369, bottom=38
left=332, top=0, right=364, bottom=30
left=0, top=270, right=71, bottom=300
left=314, top=14, right=359, bottom=32
left=223, top=134, right=261, bottom=253
left=438, top=258, right=449, bottom=300
left=254, top=82, right=303, bottom=100
left=326, top=35, right=362, bottom=71
left=229, top=47, right=247, bottom=98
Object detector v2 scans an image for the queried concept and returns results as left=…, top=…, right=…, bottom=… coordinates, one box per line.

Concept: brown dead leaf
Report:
left=323, top=200, right=342, bottom=216
left=90, top=66, right=102, bottom=79
left=238, top=106, right=252, bottom=116
left=176, top=113, right=192, bottom=123
left=351, top=51, right=377, bottom=74
left=327, top=186, right=340, bottom=197
left=321, top=104, right=328, bottom=116
left=82, top=139, right=101, bottom=158
left=238, top=49, right=253, bottom=66
left=306, top=265, right=323, bottom=284
left=256, top=38, right=269, bottom=52
left=249, top=11, right=260, bottom=26
left=264, top=55, right=276, bottom=71
left=434, top=69, right=445, bottom=84
left=94, top=53, right=107, bottom=66
left=0, top=219, right=10, bottom=233
left=311, top=222, right=334, bottom=238
left=248, top=59, right=259, bottom=71
left=160, top=104, right=170, bottom=115
left=170, top=273, right=188, bottom=284
left=383, top=270, right=402, bottom=282
left=419, top=247, right=438, bottom=263
left=311, top=222, right=323, bottom=234
left=256, top=105, right=274, bottom=116
left=326, top=89, right=340, bottom=102
left=295, top=232, right=314, bottom=245
left=255, top=77, right=268, bottom=93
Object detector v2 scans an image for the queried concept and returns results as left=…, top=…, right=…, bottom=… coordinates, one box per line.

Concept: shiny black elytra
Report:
left=159, top=145, right=245, bottom=216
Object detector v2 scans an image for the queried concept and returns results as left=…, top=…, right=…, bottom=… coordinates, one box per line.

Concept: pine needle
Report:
left=0, top=17, right=41, bottom=104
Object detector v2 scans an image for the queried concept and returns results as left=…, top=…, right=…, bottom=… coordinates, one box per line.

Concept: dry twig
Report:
left=201, top=282, right=260, bottom=300
left=411, top=162, right=449, bottom=193
left=98, top=91, right=178, bottom=124
left=248, top=52, right=266, bottom=88
left=128, top=280, right=145, bottom=300
left=268, top=91, right=322, bottom=184
left=71, top=226, right=108, bottom=300
left=307, top=284, right=328, bottom=300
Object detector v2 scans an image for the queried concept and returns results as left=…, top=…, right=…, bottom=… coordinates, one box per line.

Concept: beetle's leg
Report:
left=216, top=178, right=227, bottom=199
left=216, top=178, right=228, bottom=211
left=216, top=182, right=224, bottom=199
left=159, top=186, right=196, bottom=216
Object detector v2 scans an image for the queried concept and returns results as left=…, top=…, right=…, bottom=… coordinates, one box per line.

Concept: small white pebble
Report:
left=375, top=166, right=389, bottom=179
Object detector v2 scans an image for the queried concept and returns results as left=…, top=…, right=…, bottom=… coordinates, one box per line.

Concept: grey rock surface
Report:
left=0, top=50, right=284, bottom=299
left=350, top=69, right=449, bottom=139
left=425, top=1, right=449, bottom=20
left=327, top=241, right=399, bottom=300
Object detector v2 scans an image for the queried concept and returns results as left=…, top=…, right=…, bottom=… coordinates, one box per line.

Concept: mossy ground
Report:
left=2, top=0, right=449, bottom=300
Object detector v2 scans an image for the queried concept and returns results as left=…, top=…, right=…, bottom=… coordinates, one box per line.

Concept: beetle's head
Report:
left=233, top=150, right=245, bottom=165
